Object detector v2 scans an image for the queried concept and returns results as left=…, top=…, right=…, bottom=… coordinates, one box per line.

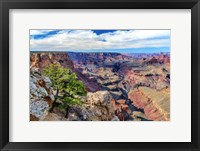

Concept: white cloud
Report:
left=99, top=30, right=169, bottom=42
left=30, top=30, right=170, bottom=51
left=30, top=30, right=57, bottom=35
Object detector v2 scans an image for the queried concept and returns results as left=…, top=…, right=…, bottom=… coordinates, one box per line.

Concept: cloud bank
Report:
left=30, top=30, right=170, bottom=52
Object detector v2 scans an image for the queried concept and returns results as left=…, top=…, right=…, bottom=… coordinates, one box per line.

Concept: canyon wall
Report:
left=30, top=52, right=170, bottom=121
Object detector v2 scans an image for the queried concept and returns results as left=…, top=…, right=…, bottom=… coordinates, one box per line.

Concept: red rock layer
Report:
left=30, top=52, right=100, bottom=92
left=128, top=88, right=169, bottom=121
left=30, top=52, right=74, bottom=70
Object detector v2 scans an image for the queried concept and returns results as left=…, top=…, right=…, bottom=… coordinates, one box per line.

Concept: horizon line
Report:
left=30, top=51, right=170, bottom=54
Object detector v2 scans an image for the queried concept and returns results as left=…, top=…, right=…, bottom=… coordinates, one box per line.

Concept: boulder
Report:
left=66, top=91, right=117, bottom=121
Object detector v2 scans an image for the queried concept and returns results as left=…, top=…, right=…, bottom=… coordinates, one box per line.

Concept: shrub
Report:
left=43, top=64, right=86, bottom=114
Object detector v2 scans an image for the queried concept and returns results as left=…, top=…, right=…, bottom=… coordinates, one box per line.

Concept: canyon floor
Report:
left=30, top=52, right=170, bottom=121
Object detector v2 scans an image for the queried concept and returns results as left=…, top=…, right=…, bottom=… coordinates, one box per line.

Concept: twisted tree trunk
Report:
left=49, top=89, right=59, bottom=112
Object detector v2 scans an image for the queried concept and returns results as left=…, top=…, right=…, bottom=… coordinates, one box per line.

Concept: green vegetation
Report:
left=43, top=64, right=86, bottom=116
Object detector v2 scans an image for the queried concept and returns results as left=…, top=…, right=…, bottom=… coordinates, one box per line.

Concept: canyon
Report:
left=30, top=51, right=170, bottom=121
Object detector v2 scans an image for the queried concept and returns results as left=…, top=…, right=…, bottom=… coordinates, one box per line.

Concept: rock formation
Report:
left=64, top=91, right=119, bottom=121
left=30, top=52, right=100, bottom=92
left=30, top=52, right=74, bottom=71
left=128, top=87, right=170, bottom=121
left=30, top=66, right=118, bottom=121
left=68, top=52, right=170, bottom=121
left=30, top=51, right=170, bottom=121
left=30, top=67, right=55, bottom=121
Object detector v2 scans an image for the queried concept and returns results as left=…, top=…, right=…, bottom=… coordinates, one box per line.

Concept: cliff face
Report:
left=120, top=64, right=170, bottom=91
left=30, top=51, right=170, bottom=121
left=68, top=52, right=128, bottom=60
left=30, top=52, right=75, bottom=120
left=68, top=52, right=170, bottom=121
left=30, top=58, right=118, bottom=121
left=30, top=52, right=100, bottom=92
left=30, top=67, right=55, bottom=121
left=128, top=87, right=170, bottom=121
left=30, top=67, right=118, bottom=121
left=122, top=60, right=170, bottom=121
left=68, top=52, right=131, bottom=65
left=30, top=52, right=74, bottom=70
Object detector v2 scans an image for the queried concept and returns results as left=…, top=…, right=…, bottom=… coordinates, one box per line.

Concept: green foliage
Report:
left=58, top=97, right=82, bottom=110
left=43, top=64, right=86, bottom=108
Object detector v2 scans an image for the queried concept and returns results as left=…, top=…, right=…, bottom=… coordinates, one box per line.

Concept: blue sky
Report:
left=30, top=30, right=170, bottom=53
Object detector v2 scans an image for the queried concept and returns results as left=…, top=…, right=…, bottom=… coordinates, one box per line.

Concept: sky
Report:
left=30, top=30, right=170, bottom=53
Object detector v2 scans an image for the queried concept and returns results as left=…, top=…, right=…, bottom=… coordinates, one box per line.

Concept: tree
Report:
left=43, top=64, right=86, bottom=116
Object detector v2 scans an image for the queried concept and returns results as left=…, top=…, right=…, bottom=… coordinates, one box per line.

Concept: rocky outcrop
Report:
left=30, top=61, right=118, bottom=121
left=66, top=91, right=119, bottom=121
left=30, top=67, right=55, bottom=121
left=30, top=52, right=74, bottom=71
left=128, top=87, right=170, bottom=121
